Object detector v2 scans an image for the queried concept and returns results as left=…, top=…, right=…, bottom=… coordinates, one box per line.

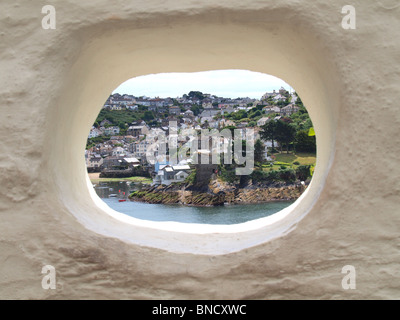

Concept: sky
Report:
left=112, top=69, right=293, bottom=99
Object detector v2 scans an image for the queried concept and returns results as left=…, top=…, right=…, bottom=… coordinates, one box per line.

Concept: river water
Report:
left=93, top=181, right=293, bottom=225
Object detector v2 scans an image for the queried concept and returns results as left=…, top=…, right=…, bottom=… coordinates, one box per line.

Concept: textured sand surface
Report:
left=0, top=1, right=399, bottom=299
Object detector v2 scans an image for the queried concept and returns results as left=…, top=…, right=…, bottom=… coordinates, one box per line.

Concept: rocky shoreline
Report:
left=129, top=180, right=307, bottom=207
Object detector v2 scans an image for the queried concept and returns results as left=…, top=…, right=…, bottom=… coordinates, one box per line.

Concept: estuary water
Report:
left=93, top=181, right=293, bottom=225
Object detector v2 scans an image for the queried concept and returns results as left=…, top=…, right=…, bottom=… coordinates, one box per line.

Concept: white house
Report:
left=280, top=104, right=300, bottom=116
left=257, top=117, right=270, bottom=127
left=109, top=104, right=123, bottom=111
left=86, top=153, right=103, bottom=169
left=153, top=164, right=191, bottom=185
left=130, top=140, right=149, bottom=158
left=88, top=127, right=102, bottom=138
left=123, top=157, right=140, bottom=168
left=169, top=106, right=181, bottom=115
left=220, top=119, right=235, bottom=127
left=112, top=146, right=125, bottom=156
left=273, top=94, right=284, bottom=101
left=263, top=106, right=281, bottom=114
left=104, top=126, right=120, bottom=136
left=202, top=102, right=213, bottom=109
left=126, top=105, right=138, bottom=111
left=184, top=109, right=194, bottom=117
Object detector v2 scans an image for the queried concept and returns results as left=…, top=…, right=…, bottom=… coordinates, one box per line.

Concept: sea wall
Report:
left=100, top=168, right=150, bottom=179
left=1, top=1, right=399, bottom=299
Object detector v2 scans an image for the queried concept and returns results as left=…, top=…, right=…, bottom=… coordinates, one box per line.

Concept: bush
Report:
left=280, top=165, right=287, bottom=170
left=185, top=171, right=196, bottom=185
left=250, top=170, right=265, bottom=182
left=266, top=170, right=280, bottom=181
left=295, top=165, right=311, bottom=181
left=129, top=190, right=146, bottom=198
left=293, top=161, right=300, bottom=165
left=278, top=169, right=296, bottom=183
left=295, top=130, right=316, bottom=152
left=251, top=168, right=297, bottom=183
left=251, top=169, right=279, bottom=183
left=274, top=161, right=290, bottom=166
left=220, top=166, right=239, bottom=184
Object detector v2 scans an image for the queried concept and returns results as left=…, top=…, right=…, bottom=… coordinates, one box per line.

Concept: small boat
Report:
left=118, top=199, right=127, bottom=202
left=109, top=194, right=117, bottom=197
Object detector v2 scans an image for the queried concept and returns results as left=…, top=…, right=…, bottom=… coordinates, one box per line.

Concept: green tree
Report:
left=295, top=129, right=316, bottom=152
left=142, top=110, right=154, bottom=121
left=117, top=121, right=126, bottom=130
left=232, top=109, right=248, bottom=121
left=260, top=120, right=277, bottom=150
left=249, top=110, right=262, bottom=119
left=254, top=139, right=264, bottom=164
left=219, top=165, right=239, bottom=184
left=188, top=91, right=204, bottom=100
left=295, top=165, right=311, bottom=182
left=294, top=92, right=304, bottom=107
left=248, top=120, right=256, bottom=127
left=275, top=120, right=296, bottom=153
left=190, top=105, right=202, bottom=116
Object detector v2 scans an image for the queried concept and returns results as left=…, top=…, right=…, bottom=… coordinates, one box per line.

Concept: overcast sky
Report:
left=113, top=69, right=293, bottom=99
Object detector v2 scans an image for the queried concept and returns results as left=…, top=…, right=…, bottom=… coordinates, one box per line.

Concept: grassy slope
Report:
left=274, top=152, right=316, bottom=165
left=90, top=176, right=152, bottom=184
left=262, top=152, right=316, bottom=171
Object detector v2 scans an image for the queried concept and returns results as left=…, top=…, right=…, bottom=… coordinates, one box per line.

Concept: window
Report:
left=86, top=70, right=316, bottom=227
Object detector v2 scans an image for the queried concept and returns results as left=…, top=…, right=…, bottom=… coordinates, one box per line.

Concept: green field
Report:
left=274, top=152, right=316, bottom=165
left=90, top=176, right=152, bottom=184
left=262, top=152, right=316, bottom=171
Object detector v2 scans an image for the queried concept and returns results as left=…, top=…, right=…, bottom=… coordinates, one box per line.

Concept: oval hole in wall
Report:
left=85, top=70, right=317, bottom=226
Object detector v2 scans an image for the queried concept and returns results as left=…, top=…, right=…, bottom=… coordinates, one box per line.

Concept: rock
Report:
left=128, top=180, right=307, bottom=206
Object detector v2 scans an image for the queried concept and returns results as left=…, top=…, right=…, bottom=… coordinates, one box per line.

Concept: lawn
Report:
left=274, top=152, right=316, bottom=166
left=261, top=151, right=316, bottom=172
left=89, top=176, right=152, bottom=184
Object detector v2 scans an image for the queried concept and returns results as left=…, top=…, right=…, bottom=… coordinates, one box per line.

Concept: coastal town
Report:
left=86, top=87, right=316, bottom=205
left=87, top=88, right=311, bottom=172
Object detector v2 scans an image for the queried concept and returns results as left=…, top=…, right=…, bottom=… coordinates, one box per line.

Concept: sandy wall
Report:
left=0, top=0, right=399, bottom=299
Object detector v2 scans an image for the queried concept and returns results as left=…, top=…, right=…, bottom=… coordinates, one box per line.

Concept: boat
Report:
left=109, top=194, right=117, bottom=197
left=118, top=199, right=127, bottom=202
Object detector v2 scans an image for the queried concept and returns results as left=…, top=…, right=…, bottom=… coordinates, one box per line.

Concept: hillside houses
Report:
left=127, top=124, right=150, bottom=137
left=129, top=139, right=149, bottom=158
left=264, top=106, right=281, bottom=114
left=112, top=146, right=125, bottom=157
left=257, top=117, right=270, bottom=127
left=200, top=108, right=220, bottom=118
left=85, top=152, right=103, bottom=171
left=169, top=106, right=181, bottom=115
left=102, top=156, right=140, bottom=170
left=88, top=127, right=102, bottom=138
left=104, top=126, right=120, bottom=136
left=87, top=89, right=305, bottom=181
left=280, top=104, right=300, bottom=116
